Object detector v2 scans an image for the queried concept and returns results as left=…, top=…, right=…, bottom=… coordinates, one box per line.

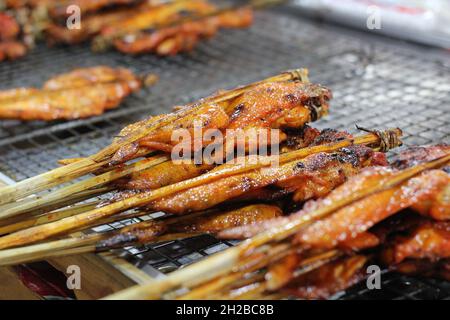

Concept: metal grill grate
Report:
left=0, top=5, right=449, bottom=299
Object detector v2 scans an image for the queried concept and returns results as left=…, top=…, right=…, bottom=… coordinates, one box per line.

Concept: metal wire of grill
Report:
left=0, top=6, right=449, bottom=299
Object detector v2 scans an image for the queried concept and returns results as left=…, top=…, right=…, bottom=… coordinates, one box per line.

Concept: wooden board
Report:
left=0, top=267, right=41, bottom=300
left=0, top=174, right=154, bottom=300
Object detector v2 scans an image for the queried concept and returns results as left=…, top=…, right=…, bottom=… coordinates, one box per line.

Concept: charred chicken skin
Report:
left=0, top=66, right=144, bottom=121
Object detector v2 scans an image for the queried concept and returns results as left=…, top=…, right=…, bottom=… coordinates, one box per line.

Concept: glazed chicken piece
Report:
left=170, top=204, right=283, bottom=234
left=392, top=144, right=450, bottom=221
left=98, top=0, right=215, bottom=40
left=0, top=66, right=144, bottom=120
left=292, top=169, right=449, bottom=249
left=281, top=255, right=369, bottom=299
left=47, top=0, right=147, bottom=19
left=222, top=169, right=449, bottom=244
left=391, top=144, right=450, bottom=170
left=111, top=81, right=332, bottom=163
left=45, top=1, right=161, bottom=44
left=219, top=146, right=449, bottom=242
left=114, top=7, right=254, bottom=56
left=395, top=259, right=450, bottom=281
left=97, top=204, right=283, bottom=248
left=382, top=221, right=450, bottom=264
left=149, top=145, right=384, bottom=215
left=117, top=127, right=345, bottom=191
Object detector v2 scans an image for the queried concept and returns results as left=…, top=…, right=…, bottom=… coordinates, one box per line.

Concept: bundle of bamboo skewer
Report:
left=101, top=153, right=450, bottom=300
left=0, top=68, right=409, bottom=296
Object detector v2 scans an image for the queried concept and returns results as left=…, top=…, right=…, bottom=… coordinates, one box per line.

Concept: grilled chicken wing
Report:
left=395, top=259, right=450, bottom=281
left=48, top=0, right=147, bottom=19
left=111, top=81, right=332, bottom=163
left=117, top=127, right=345, bottom=191
left=281, top=255, right=368, bottom=299
left=98, top=204, right=283, bottom=247
left=99, top=0, right=215, bottom=40
left=150, top=146, right=383, bottom=215
left=0, top=66, right=143, bottom=120
left=114, top=7, right=253, bottom=56
left=219, top=146, right=449, bottom=241
left=45, top=2, right=156, bottom=44
left=382, top=221, right=450, bottom=264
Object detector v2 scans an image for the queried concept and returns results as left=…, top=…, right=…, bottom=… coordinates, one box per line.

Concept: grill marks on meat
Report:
left=150, top=146, right=381, bottom=215
left=113, top=7, right=253, bottom=56
left=111, top=81, right=332, bottom=163
left=0, top=66, right=143, bottom=120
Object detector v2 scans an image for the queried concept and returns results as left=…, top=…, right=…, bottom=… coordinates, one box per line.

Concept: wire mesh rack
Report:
left=0, top=4, right=449, bottom=299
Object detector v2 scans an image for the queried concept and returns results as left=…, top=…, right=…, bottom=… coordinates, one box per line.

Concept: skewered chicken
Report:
left=47, top=0, right=148, bottom=19
left=213, top=147, right=449, bottom=299
left=111, top=81, right=332, bottom=163
left=97, top=0, right=215, bottom=41
left=113, top=6, right=254, bottom=56
left=382, top=220, right=450, bottom=264
left=282, top=255, right=369, bottom=299
left=98, top=204, right=283, bottom=248
left=395, top=259, right=450, bottom=281
left=117, top=126, right=336, bottom=190
left=219, top=145, right=450, bottom=241
left=45, top=2, right=155, bottom=45
left=0, top=66, right=147, bottom=120
left=148, top=145, right=385, bottom=215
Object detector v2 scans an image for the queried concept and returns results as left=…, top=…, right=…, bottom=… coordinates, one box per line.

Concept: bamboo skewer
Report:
left=0, top=230, right=203, bottom=266
left=103, top=153, right=450, bottom=299
left=0, top=202, right=99, bottom=236
left=0, top=234, right=105, bottom=266
left=0, top=155, right=169, bottom=220
left=0, top=129, right=401, bottom=250
left=176, top=243, right=292, bottom=300
left=0, top=69, right=305, bottom=207
left=0, top=158, right=109, bottom=205
left=0, top=186, right=111, bottom=223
